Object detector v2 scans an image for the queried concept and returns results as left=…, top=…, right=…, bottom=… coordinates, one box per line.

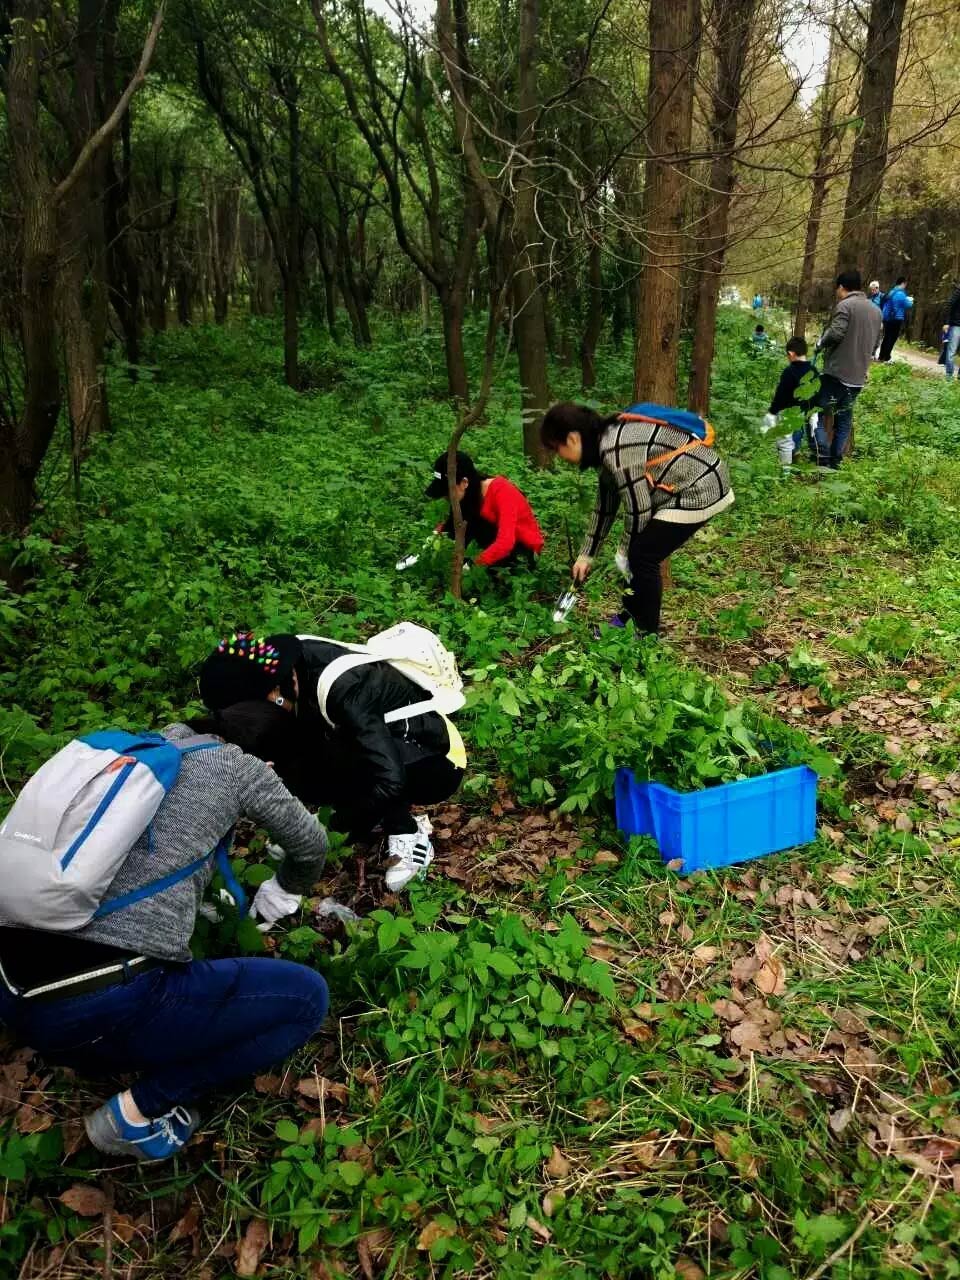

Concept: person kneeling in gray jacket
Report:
left=0, top=728, right=328, bottom=1163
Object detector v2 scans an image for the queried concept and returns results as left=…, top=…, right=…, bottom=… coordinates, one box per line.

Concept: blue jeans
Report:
left=0, top=957, right=328, bottom=1117
left=945, top=326, right=960, bottom=380
left=815, top=376, right=861, bottom=467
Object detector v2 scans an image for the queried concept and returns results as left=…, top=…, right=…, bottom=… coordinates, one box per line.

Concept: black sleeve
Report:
left=768, top=366, right=799, bottom=415
left=330, top=685, right=406, bottom=825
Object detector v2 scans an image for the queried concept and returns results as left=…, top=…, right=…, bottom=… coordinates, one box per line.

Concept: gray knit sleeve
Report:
left=234, top=751, right=328, bottom=893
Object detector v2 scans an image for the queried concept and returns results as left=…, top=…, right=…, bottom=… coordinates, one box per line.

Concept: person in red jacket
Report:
left=426, top=451, right=544, bottom=569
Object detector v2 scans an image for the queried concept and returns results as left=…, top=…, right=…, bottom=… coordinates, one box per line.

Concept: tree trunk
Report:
left=514, top=0, right=551, bottom=465
left=634, top=0, right=700, bottom=403
left=835, top=0, right=908, bottom=274
left=581, top=237, right=603, bottom=389
left=1, top=4, right=63, bottom=562
left=282, top=271, right=300, bottom=387
left=795, top=4, right=842, bottom=339
left=686, top=0, right=757, bottom=414
left=439, top=287, right=469, bottom=402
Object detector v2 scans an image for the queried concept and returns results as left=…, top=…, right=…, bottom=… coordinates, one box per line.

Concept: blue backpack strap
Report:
left=214, top=831, right=247, bottom=917
left=94, top=832, right=248, bottom=920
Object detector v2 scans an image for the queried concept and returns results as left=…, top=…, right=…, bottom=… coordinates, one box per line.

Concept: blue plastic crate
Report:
left=615, top=766, right=817, bottom=873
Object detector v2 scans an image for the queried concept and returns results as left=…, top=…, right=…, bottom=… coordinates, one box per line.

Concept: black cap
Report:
left=425, top=451, right=475, bottom=498
left=199, top=631, right=302, bottom=711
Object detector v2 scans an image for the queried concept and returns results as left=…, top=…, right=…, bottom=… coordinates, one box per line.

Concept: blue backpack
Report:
left=0, top=731, right=246, bottom=932
left=619, top=402, right=715, bottom=492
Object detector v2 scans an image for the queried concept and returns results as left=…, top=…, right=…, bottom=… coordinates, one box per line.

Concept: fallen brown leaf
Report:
left=526, top=1215, right=552, bottom=1242
left=755, top=955, right=787, bottom=997
left=296, top=1076, right=349, bottom=1105
left=544, top=1146, right=570, bottom=1179
left=236, top=1218, right=269, bottom=1277
left=541, top=1190, right=565, bottom=1218
left=169, top=1204, right=201, bottom=1244
left=416, top=1220, right=456, bottom=1251
left=59, top=1185, right=105, bottom=1217
left=357, top=1227, right=393, bottom=1277
left=622, top=1019, right=654, bottom=1044
left=593, top=850, right=620, bottom=866
left=675, top=1256, right=707, bottom=1280
left=692, top=944, right=719, bottom=963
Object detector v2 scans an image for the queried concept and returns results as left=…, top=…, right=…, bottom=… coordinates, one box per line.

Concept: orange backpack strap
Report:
left=618, top=413, right=715, bottom=493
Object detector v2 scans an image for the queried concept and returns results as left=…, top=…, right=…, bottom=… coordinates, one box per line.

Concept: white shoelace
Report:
left=129, top=1105, right=193, bottom=1146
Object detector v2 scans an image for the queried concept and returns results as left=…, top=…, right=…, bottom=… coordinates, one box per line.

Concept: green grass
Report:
left=1, top=310, right=960, bottom=1277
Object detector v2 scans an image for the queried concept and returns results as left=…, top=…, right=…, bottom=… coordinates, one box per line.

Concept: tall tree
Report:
left=634, top=0, right=700, bottom=403
left=0, top=1, right=163, bottom=571
left=794, top=3, right=844, bottom=339
left=835, top=0, right=908, bottom=273
left=436, top=0, right=552, bottom=462
left=192, top=0, right=309, bottom=387
left=311, top=0, right=482, bottom=400
left=686, top=0, right=760, bottom=414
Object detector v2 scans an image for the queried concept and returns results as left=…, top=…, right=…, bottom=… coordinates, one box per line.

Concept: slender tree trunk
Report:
left=1, top=4, right=63, bottom=565
left=514, top=0, right=551, bottom=465
left=835, top=0, right=908, bottom=274
left=439, top=288, right=469, bottom=402
left=686, top=0, right=758, bottom=414
left=795, top=5, right=842, bottom=339
left=634, top=0, right=700, bottom=403
left=581, top=238, right=603, bottom=388
left=282, top=270, right=299, bottom=385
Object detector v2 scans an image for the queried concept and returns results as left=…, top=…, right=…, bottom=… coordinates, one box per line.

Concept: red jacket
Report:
left=474, top=476, right=544, bottom=567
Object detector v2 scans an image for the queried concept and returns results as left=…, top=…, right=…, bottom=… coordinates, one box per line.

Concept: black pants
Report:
left=619, top=520, right=705, bottom=635
left=331, top=752, right=464, bottom=838
left=878, top=319, right=902, bottom=362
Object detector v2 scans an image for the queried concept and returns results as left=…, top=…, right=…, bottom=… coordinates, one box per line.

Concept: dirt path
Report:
left=893, top=343, right=944, bottom=377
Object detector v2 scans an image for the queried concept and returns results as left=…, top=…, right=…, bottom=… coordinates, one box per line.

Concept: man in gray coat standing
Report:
left=814, top=269, right=882, bottom=468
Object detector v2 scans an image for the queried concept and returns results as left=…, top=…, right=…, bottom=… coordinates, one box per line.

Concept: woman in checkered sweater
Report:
left=541, top=402, right=734, bottom=635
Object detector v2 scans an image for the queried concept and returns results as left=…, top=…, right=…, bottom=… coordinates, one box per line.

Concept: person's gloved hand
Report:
left=615, top=549, right=630, bottom=579
left=761, top=412, right=778, bottom=433
left=250, top=876, right=302, bottom=932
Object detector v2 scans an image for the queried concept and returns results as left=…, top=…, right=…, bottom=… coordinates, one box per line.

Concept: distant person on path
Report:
left=814, top=270, right=882, bottom=469
left=0, top=725, right=329, bottom=1163
left=868, top=280, right=884, bottom=309
left=199, top=630, right=466, bottom=892
left=540, top=402, right=733, bottom=636
left=763, top=336, right=819, bottom=462
left=752, top=292, right=763, bottom=312
left=878, top=276, right=914, bottom=362
left=942, top=281, right=960, bottom=381
left=426, top=451, right=544, bottom=569
left=751, top=324, right=770, bottom=353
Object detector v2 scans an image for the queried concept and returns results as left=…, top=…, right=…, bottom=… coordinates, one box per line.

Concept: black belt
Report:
left=0, top=955, right=161, bottom=1003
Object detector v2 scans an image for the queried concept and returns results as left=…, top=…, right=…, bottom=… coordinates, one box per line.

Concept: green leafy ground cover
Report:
left=1, top=310, right=959, bottom=1278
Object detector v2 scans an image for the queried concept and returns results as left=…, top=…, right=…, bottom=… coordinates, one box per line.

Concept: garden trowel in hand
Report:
left=553, top=585, right=578, bottom=623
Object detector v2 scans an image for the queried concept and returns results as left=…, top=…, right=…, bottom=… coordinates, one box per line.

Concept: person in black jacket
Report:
left=196, top=632, right=466, bottom=892
left=762, top=336, right=820, bottom=461
left=943, top=283, right=960, bottom=381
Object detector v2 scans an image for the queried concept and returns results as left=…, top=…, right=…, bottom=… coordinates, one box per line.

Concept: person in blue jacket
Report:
left=878, top=277, right=913, bottom=362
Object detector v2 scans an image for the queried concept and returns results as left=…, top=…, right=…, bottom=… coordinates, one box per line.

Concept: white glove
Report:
left=761, top=412, right=778, bottom=434
left=250, top=875, right=302, bottom=932
left=615, top=549, right=630, bottom=579
left=197, top=889, right=237, bottom=923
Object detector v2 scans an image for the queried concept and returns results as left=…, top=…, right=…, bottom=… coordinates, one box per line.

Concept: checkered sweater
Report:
left=580, top=419, right=734, bottom=559
left=1, top=725, right=327, bottom=964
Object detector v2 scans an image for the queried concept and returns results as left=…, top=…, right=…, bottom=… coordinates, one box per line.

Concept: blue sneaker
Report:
left=85, top=1094, right=200, bottom=1162
left=592, top=614, right=628, bottom=639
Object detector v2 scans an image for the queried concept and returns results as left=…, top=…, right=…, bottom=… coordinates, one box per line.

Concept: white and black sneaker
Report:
left=384, top=831, right=434, bottom=892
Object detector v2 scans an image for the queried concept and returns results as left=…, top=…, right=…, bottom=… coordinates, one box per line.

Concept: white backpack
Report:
left=0, top=730, right=239, bottom=932
left=298, top=623, right=465, bottom=728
